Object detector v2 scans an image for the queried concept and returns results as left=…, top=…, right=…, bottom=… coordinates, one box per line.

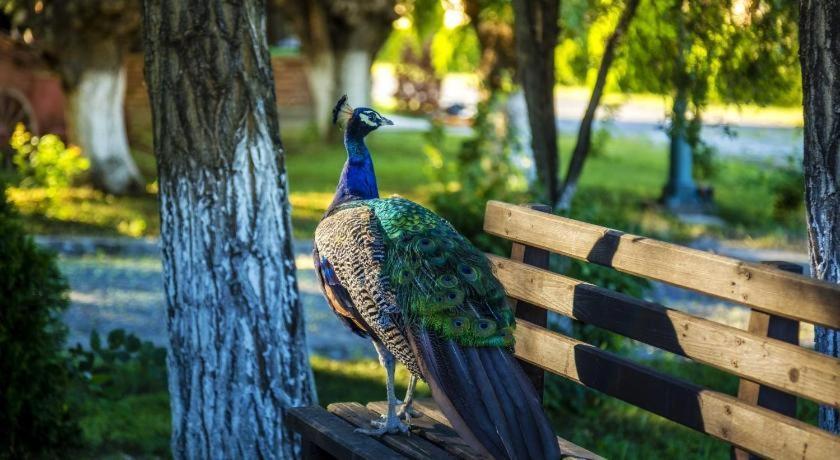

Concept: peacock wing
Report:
left=313, top=203, right=420, bottom=375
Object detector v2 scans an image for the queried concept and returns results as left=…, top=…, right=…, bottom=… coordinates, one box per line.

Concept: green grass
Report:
left=7, top=127, right=806, bottom=247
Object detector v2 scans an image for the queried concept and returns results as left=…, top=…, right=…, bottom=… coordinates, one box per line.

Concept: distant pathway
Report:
left=40, top=235, right=814, bottom=360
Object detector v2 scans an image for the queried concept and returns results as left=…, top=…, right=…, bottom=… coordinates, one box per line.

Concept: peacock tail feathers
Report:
left=333, top=197, right=515, bottom=348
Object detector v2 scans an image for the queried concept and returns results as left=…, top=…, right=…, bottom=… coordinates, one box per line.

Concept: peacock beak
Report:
left=381, top=117, right=394, bottom=126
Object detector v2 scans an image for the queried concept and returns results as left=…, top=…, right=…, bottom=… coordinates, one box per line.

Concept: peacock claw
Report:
left=355, top=415, right=410, bottom=436
left=396, top=404, right=421, bottom=420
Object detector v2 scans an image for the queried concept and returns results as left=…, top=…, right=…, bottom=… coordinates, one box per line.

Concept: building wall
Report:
left=124, top=53, right=313, bottom=135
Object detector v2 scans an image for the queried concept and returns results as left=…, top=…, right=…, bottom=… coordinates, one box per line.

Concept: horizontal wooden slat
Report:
left=484, top=201, right=840, bottom=328
left=286, top=406, right=407, bottom=460
left=328, top=402, right=456, bottom=459
left=489, top=255, right=840, bottom=408
left=513, top=321, right=840, bottom=460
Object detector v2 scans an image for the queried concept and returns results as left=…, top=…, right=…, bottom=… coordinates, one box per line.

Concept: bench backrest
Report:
left=483, top=201, right=840, bottom=460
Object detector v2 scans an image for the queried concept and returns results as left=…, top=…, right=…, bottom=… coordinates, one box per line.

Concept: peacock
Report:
left=312, top=96, right=559, bottom=460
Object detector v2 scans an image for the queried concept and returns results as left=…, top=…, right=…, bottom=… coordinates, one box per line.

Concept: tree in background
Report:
left=512, top=0, right=560, bottom=205
left=1, top=0, right=145, bottom=194
left=555, top=0, right=640, bottom=210
left=142, top=0, right=315, bottom=457
left=799, top=0, right=840, bottom=434
left=620, top=0, right=800, bottom=211
left=278, top=0, right=396, bottom=139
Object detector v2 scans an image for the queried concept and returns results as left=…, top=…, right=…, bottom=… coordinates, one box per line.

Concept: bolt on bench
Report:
left=288, top=201, right=840, bottom=459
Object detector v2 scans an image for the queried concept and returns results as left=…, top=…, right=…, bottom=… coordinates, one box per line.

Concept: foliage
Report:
left=765, top=157, right=805, bottom=226
left=424, top=94, right=529, bottom=254
left=9, top=124, right=90, bottom=189
left=67, top=329, right=170, bottom=457
left=0, top=182, right=80, bottom=458
left=393, top=43, right=441, bottom=114
left=0, top=0, right=141, bottom=82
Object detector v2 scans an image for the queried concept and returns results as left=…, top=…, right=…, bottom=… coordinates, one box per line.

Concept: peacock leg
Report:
left=355, top=341, right=410, bottom=436
left=396, top=374, right=421, bottom=420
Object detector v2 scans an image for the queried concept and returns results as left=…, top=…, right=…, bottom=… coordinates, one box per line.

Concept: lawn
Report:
left=6, top=127, right=807, bottom=247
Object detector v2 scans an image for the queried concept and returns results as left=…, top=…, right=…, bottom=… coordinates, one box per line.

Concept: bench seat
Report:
left=288, top=399, right=602, bottom=460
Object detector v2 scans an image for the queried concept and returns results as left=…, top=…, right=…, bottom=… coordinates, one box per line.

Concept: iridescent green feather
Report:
left=335, top=197, right=515, bottom=347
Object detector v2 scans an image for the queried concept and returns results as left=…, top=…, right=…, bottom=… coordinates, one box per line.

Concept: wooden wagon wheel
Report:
left=0, top=88, right=37, bottom=170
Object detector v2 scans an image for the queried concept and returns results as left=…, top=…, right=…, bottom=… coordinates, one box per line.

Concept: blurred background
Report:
left=0, top=1, right=812, bottom=458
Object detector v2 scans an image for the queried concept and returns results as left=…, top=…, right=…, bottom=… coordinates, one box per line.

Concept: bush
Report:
left=0, top=183, right=80, bottom=458
left=67, top=330, right=170, bottom=456
left=9, top=123, right=89, bottom=189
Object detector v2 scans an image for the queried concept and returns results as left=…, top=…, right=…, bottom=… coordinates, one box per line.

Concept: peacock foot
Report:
left=355, top=414, right=410, bottom=437
left=396, top=403, right=421, bottom=421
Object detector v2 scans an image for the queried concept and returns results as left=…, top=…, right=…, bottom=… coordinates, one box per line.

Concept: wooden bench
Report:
left=288, top=201, right=840, bottom=459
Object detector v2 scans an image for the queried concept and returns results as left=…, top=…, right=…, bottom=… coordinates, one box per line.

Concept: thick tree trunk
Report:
left=64, top=41, right=143, bottom=195
left=142, top=1, right=315, bottom=458
left=307, top=52, right=336, bottom=137
left=512, top=0, right=560, bottom=205
left=556, top=0, right=640, bottom=211
left=281, top=0, right=394, bottom=139
left=337, top=48, right=373, bottom=108
left=799, top=0, right=840, bottom=434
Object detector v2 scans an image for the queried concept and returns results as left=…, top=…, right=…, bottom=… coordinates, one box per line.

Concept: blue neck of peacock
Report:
left=328, top=130, right=380, bottom=211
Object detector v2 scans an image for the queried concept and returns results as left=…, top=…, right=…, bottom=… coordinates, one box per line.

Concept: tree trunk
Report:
left=512, top=0, right=560, bottom=205
left=64, top=41, right=144, bottom=195
left=307, top=51, right=336, bottom=138
left=556, top=0, right=641, bottom=211
left=281, top=0, right=394, bottom=139
left=506, top=89, right=537, bottom=185
left=799, top=0, right=840, bottom=434
left=142, top=1, right=316, bottom=458
left=337, top=48, right=373, bottom=108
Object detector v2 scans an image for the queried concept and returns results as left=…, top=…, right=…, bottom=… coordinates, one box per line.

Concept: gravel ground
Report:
left=49, top=236, right=814, bottom=360
left=55, top=239, right=375, bottom=360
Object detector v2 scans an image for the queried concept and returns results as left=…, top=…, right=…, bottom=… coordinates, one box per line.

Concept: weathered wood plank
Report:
left=733, top=262, right=802, bottom=460
left=328, top=402, right=456, bottom=459
left=509, top=203, right=552, bottom=400
left=366, top=401, right=482, bottom=459
left=407, top=399, right=605, bottom=460
left=484, top=201, right=840, bottom=328
left=286, top=406, right=407, bottom=460
left=488, top=255, right=840, bottom=408
left=513, top=321, right=840, bottom=460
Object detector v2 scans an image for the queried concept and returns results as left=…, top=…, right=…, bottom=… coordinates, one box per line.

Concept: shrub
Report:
left=0, top=182, right=80, bottom=458
left=9, top=123, right=89, bottom=189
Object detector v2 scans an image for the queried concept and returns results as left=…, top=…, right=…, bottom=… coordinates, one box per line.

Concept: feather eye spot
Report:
left=475, top=319, right=497, bottom=338
left=437, top=274, right=458, bottom=288
left=457, top=263, right=479, bottom=281
left=451, top=317, right=470, bottom=333
left=415, top=237, right=437, bottom=253
left=443, top=289, right=465, bottom=306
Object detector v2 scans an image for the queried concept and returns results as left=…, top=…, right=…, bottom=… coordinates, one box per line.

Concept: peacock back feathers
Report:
left=333, top=197, right=515, bottom=348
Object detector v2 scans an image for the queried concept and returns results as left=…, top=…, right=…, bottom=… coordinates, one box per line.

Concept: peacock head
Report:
left=332, top=95, right=394, bottom=138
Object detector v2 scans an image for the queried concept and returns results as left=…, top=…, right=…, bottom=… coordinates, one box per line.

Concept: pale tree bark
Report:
left=799, top=0, right=840, bottom=434
left=142, top=0, right=315, bottom=458
left=556, top=0, right=640, bottom=211
left=279, top=0, right=395, bottom=139
left=512, top=0, right=560, bottom=205
left=65, top=42, right=143, bottom=194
